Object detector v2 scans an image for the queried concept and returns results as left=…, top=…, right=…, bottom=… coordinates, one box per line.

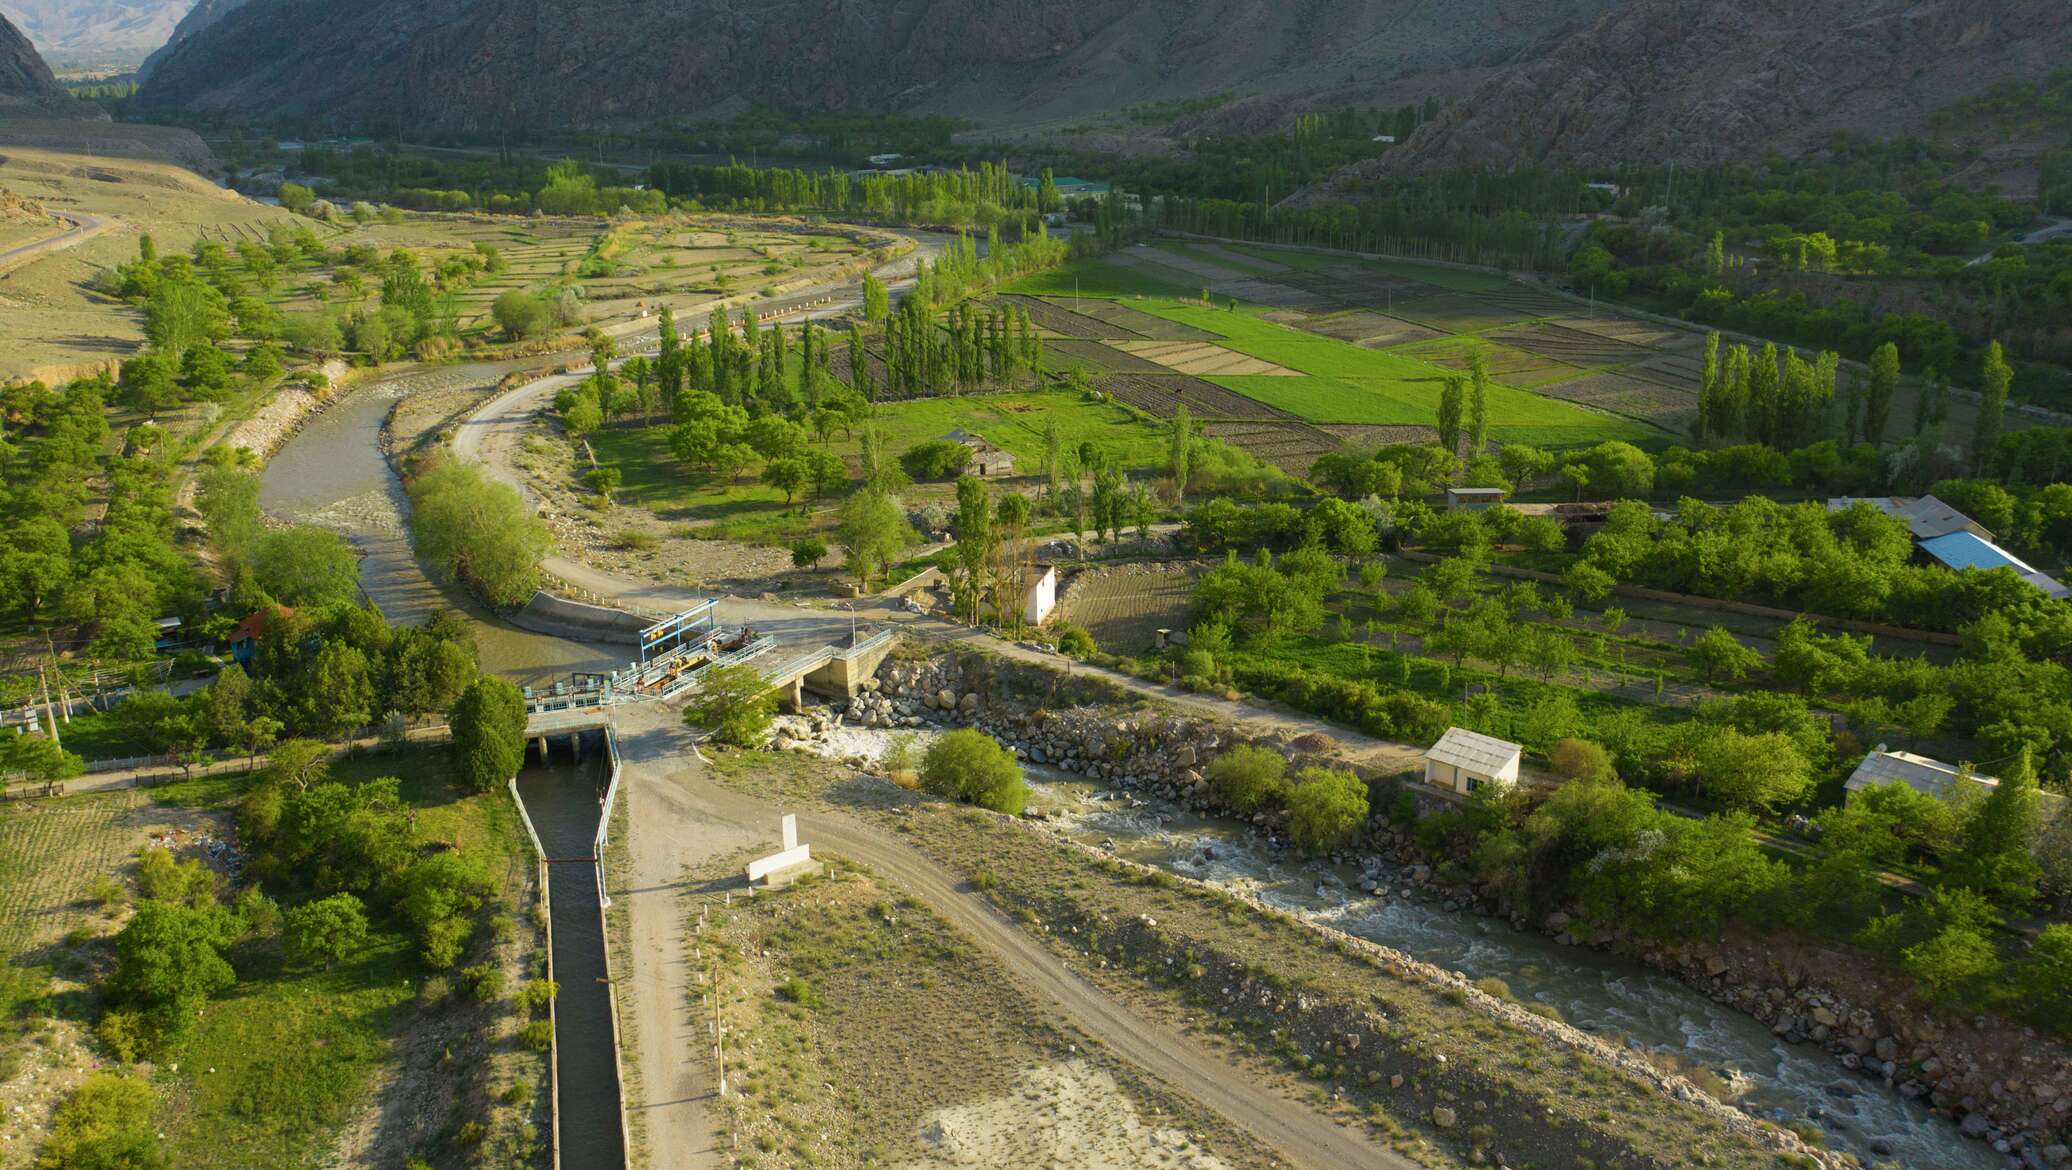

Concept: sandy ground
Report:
left=892, top=1060, right=1232, bottom=1170
left=1113, top=340, right=1299, bottom=377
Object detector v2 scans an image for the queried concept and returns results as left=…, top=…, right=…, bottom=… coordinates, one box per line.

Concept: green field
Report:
left=1218, top=242, right=1509, bottom=291
left=1128, top=301, right=1656, bottom=446
left=1002, top=257, right=1198, bottom=300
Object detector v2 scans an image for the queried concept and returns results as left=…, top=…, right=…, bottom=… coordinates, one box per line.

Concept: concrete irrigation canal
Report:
left=513, top=723, right=627, bottom=1170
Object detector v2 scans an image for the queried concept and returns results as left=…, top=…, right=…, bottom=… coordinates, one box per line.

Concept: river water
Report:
left=1026, top=773, right=2001, bottom=1170
left=256, top=364, right=627, bottom=687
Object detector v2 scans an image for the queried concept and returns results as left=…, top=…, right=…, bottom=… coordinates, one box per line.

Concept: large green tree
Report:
left=450, top=675, right=527, bottom=792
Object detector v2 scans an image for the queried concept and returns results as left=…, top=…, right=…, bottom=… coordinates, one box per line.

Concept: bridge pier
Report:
left=534, top=734, right=549, bottom=764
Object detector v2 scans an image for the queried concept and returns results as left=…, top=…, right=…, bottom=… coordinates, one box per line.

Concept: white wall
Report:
left=1025, top=566, right=1058, bottom=626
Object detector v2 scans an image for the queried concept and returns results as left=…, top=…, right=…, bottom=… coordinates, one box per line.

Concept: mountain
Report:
left=135, top=0, right=245, bottom=82
left=0, top=0, right=194, bottom=67
left=0, top=11, right=110, bottom=118
left=134, top=0, right=1616, bottom=130
left=1325, top=0, right=2070, bottom=185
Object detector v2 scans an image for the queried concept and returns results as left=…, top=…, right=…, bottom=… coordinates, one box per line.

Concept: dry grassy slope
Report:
left=0, top=144, right=290, bottom=383
left=134, top=0, right=1616, bottom=131
left=1315, top=0, right=2072, bottom=186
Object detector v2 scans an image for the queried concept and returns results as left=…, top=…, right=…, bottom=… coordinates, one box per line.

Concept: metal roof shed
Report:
left=1919, top=532, right=2070, bottom=599
left=1424, top=727, right=1522, bottom=795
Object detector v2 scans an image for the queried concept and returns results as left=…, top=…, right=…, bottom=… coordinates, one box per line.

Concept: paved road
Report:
left=0, top=209, right=108, bottom=272
left=608, top=701, right=1414, bottom=1170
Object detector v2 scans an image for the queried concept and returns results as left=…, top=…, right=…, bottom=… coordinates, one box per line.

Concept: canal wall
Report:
left=512, top=730, right=631, bottom=1170
left=509, top=591, right=651, bottom=647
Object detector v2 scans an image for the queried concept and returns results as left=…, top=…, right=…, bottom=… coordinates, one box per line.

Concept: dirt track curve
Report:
left=608, top=702, right=1416, bottom=1170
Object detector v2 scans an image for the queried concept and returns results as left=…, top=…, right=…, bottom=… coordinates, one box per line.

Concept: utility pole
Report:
left=36, top=667, right=60, bottom=750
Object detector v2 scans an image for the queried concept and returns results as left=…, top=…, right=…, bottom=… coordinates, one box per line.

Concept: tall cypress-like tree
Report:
left=1864, top=342, right=1900, bottom=446
left=1748, top=343, right=1781, bottom=446
left=1972, top=340, right=2010, bottom=473
left=1696, top=331, right=1721, bottom=442
left=1464, top=352, right=1490, bottom=457
left=1437, top=376, right=1465, bottom=457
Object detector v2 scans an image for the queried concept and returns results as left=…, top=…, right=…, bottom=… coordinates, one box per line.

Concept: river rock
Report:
left=960, top=692, right=979, bottom=713
left=937, top=688, right=957, bottom=710
left=1431, top=1106, right=1457, bottom=1129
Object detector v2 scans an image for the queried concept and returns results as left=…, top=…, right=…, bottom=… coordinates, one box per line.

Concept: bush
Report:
left=38, top=1073, right=165, bottom=1170
left=900, top=439, right=972, bottom=482
left=1285, top=766, right=1370, bottom=855
left=790, top=538, right=828, bottom=570
left=919, top=729, right=1028, bottom=815
left=461, top=962, right=506, bottom=1003
left=519, top=1019, right=555, bottom=1051
left=283, top=892, right=368, bottom=968
left=514, top=979, right=558, bottom=1015
left=775, top=976, right=821, bottom=1008
left=1054, top=623, right=1097, bottom=658
left=1203, top=746, right=1287, bottom=815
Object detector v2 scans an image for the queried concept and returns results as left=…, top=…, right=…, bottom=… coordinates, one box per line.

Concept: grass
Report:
left=1127, top=301, right=1659, bottom=447
left=1217, top=242, right=1509, bottom=291
left=1002, top=256, right=1199, bottom=300
left=142, top=745, right=535, bottom=1170
left=39, top=708, right=156, bottom=762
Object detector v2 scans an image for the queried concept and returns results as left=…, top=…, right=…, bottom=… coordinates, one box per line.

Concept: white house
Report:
left=1845, top=747, right=1997, bottom=801
left=1424, top=727, right=1522, bottom=795
left=1024, top=564, right=1058, bottom=626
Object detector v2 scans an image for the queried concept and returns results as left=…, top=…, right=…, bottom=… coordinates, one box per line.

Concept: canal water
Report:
left=256, top=365, right=626, bottom=687
left=515, top=734, right=625, bottom=1170
left=1025, top=771, right=2002, bottom=1170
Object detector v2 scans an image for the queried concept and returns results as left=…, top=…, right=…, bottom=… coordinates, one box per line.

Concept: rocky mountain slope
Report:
left=0, top=0, right=192, bottom=66
left=135, top=0, right=244, bottom=82
left=0, top=12, right=109, bottom=118
left=134, top=0, right=1615, bottom=130
left=1325, top=0, right=2070, bottom=184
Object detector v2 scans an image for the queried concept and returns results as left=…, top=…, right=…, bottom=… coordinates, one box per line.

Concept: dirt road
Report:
left=607, top=702, right=1415, bottom=1170
left=0, top=209, right=107, bottom=272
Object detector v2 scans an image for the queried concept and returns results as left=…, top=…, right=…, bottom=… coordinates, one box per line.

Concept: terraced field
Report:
left=1045, top=297, right=1220, bottom=340
left=1095, top=374, right=1288, bottom=421
left=1201, top=421, right=1341, bottom=474
left=1057, top=564, right=1199, bottom=654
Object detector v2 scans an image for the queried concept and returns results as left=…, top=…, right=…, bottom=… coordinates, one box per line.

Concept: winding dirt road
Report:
left=607, top=702, right=1415, bottom=1170
left=0, top=209, right=108, bottom=273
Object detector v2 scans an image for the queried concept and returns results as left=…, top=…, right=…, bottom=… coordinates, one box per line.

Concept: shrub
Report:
left=775, top=977, right=821, bottom=1008
left=919, top=729, right=1028, bottom=816
left=900, top=439, right=971, bottom=482
left=1285, top=766, right=1370, bottom=855
left=1054, top=623, right=1097, bottom=658
left=38, top=1073, right=165, bottom=1169
left=461, top=962, right=506, bottom=1003
left=519, top=1020, right=555, bottom=1051
left=283, top=892, right=368, bottom=968
left=513, top=980, right=558, bottom=1015
left=1203, top=746, right=1287, bottom=815
left=790, top=538, right=828, bottom=569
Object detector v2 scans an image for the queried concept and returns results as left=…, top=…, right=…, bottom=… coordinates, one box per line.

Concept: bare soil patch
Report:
left=1113, top=340, right=1298, bottom=377
left=1201, top=420, right=1342, bottom=475
left=1045, top=297, right=1221, bottom=341
left=1275, top=309, right=1444, bottom=349
left=1095, top=374, right=1289, bottom=421
left=997, top=294, right=1137, bottom=339
left=1057, top=562, right=1200, bottom=654
left=1490, top=321, right=1652, bottom=367
left=1531, top=371, right=1696, bottom=431
left=1319, top=423, right=1442, bottom=448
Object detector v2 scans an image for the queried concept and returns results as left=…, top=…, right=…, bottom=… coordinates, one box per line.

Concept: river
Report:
left=256, top=364, right=628, bottom=687
left=1029, top=772, right=2002, bottom=1170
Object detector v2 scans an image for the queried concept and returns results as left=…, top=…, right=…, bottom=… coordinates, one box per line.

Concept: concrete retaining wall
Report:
left=508, top=591, right=650, bottom=645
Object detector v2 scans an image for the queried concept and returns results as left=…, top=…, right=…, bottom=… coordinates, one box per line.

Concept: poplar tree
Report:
left=1972, top=341, right=2010, bottom=474
left=1696, top=331, right=1721, bottom=442
left=1437, top=376, right=1465, bottom=457
left=1169, top=405, right=1193, bottom=501
left=1465, top=352, right=1490, bottom=457
left=1864, top=342, right=1900, bottom=446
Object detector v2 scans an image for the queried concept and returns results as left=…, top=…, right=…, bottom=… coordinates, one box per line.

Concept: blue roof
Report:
left=1920, top=532, right=2069, bottom=598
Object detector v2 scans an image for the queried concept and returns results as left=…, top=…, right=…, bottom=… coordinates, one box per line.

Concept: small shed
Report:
left=942, top=428, right=1015, bottom=477
left=1445, top=487, right=1508, bottom=512
left=1424, top=727, right=1522, bottom=795
left=1024, top=564, right=1058, bottom=626
left=1845, top=748, right=1997, bottom=801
